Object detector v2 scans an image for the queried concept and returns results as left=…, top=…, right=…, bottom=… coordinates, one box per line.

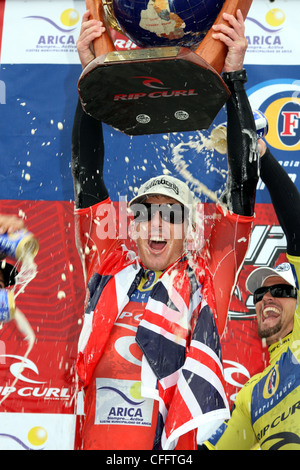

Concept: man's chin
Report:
left=258, top=322, right=282, bottom=341
left=143, top=259, right=167, bottom=272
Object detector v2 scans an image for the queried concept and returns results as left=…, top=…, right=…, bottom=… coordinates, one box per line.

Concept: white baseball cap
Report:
left=246, top=262, right=296, bottom=294
left=129, top=174, right=195, bottom=220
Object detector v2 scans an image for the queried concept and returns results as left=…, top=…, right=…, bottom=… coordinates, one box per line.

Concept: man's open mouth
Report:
left=262, top=305, right=281, bottom=322
left=148, top=237, right=167, bottom=253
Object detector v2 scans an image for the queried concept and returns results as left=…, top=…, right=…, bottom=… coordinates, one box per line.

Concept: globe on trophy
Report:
left=78, top=0, right=253, bottom=135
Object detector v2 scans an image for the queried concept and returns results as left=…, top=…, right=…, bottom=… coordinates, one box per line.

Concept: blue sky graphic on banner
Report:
left=1, top=63, right=299, bottom=204
left=0, top=1, right=299, bottom=204
left=0, top=0, right=299, bottom=450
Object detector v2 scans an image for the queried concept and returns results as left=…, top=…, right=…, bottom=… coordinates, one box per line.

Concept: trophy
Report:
left=78, top=0, right=253, bottom=135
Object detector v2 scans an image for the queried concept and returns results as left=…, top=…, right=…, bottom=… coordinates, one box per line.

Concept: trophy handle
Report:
left=85, top=0, right=115, bottom=55
left=195, top=0, right=253, bottom=74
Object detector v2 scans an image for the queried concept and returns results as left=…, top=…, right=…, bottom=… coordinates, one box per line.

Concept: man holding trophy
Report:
left=72, top=5, right=258, bottom=450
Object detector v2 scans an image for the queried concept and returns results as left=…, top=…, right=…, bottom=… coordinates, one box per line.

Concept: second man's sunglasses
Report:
left=253, top=283, right=297, bottom=304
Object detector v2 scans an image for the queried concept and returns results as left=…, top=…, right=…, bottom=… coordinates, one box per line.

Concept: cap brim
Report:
left=246, top=266, right=295, bottom=294
left=128, top=190, right=186, bottom=208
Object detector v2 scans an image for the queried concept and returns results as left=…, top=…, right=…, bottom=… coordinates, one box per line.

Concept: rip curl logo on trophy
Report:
left=78, top=0, right=253, bottom=135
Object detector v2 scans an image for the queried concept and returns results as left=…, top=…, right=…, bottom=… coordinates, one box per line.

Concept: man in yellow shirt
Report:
left=206, top=140, right=300, bottom=450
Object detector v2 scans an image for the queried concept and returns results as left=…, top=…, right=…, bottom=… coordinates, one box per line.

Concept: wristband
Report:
left=222, top=68, right=247, bottom=84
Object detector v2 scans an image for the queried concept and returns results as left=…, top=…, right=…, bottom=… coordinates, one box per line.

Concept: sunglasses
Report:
left=131, top=202, right=189, bottom=224
left=253, top=283, right=297, bottom=304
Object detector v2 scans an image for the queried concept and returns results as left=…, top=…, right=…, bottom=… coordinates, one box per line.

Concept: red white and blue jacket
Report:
left=75, top=198, right=254, bottom=449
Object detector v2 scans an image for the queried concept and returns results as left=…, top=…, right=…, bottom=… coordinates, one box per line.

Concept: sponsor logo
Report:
left=95, top=378, right=154, bottom=427
left=0, top=413, right=76, bottom=450
left=144, top=177, right=179, bottom=195
left=267, top=97, right=300, bottom=151
left=114, top=88, right=198, bottom=102
left=256, top=400, right=300, bottom=448
left=22, top=8, right=80, bottom=55
left=114, top=37, right=139, bottom=51
left=1, top=5, right=84, bottom=63
left=263, top=365, right=280, bottom=399
left=142, top=270, right=157, bottom=290
left=27, top=426, right=48, bottom=448
left=25, top=8, right=80, bottom=32
left=133, top=76, right=169, bottom=90
left=0, top=355, right=45, bottom=384
left=246, top=8, right=286, bottom=51
left=223, top=360, right=251, bottom=402
left=274, top=262, right=291, bottom=273
left=248, top=79, right=300, bottom=154
left=261, top=431, right=300, bottom=450
left=245, top=224, right=286, bottom=267
left=0, top=354, right=71, bottom=400
left=0, top=425, right=48, bottom=450
left=113, top=76, right=197, bottom=102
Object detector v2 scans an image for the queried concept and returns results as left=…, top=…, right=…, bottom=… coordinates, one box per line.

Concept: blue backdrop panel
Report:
left=1, top=63, right=300, bottom=205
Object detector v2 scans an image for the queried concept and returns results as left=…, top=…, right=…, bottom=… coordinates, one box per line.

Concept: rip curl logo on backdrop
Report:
left=0, top=355, right=45, bottom=384
left=248, top=79, right=300, bottom=152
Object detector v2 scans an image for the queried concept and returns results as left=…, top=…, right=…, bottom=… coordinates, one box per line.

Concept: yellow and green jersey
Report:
left=207, top=254, right=300, bottom=450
